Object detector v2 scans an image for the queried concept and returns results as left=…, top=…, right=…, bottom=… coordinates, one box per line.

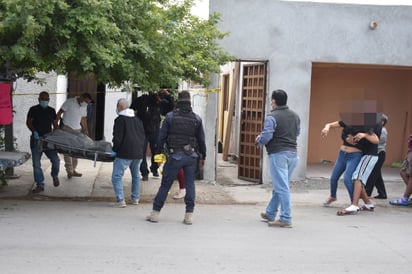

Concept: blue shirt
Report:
left=257, top=115, right=300, bottom=145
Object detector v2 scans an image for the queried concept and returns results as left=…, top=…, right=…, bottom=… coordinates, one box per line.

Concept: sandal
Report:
left=337, top=205, right=360, bottom=216
left=389, top=198, right=409, bottom=206
left=323, top=196, right=337, bottom=206
left=360, top=204, right=375, bottom=211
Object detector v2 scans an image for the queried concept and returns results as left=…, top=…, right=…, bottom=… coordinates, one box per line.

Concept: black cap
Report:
left=178, top=91, right=191, bottom=102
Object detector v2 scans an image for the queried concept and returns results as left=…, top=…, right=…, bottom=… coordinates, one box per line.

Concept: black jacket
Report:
left=130, top=93, right=174, bottom=134
left=112, top=109, right=145, bottom=159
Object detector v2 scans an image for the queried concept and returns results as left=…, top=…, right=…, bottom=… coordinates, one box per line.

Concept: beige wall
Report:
left=308, top=64, right=412, bottom=166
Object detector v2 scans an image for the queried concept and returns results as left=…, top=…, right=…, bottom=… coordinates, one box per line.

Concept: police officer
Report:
left=146, top=91, right=206, bottom=225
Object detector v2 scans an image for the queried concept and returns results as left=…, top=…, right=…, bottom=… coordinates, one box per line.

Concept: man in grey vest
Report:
left=256, top=89, right=300, bottom=228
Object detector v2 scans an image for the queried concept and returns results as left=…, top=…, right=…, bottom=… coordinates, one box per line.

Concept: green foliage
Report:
left=0, top=0, right=233, bottom=88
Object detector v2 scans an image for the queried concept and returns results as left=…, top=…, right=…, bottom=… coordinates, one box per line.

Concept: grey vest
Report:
left=265, top=106, right=300, bottom=154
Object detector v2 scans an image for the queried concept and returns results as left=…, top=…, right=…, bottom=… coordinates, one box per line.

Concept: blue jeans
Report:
left=329, top=150, right=362, bottom=202
left=266, top=151, right=299, bottom=223
left=153, top=152, right=197, bottom=213
left=111, top=157, right=142, bottom=202
left=140, top=131, right=159, bottom=176
left=30, top=138, right=60, bottom=188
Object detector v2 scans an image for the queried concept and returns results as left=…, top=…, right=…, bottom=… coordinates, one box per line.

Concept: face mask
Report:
left=116, top=109, right=119, bottom=115
left=39, top=101, right=49, bottom=108
left=81, top=102, right=88, bottom=107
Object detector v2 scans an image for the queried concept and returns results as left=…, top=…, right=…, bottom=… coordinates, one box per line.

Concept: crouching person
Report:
left=390, top=134, right=412, bottom=206
left=111, top=98, right=145, bottom=208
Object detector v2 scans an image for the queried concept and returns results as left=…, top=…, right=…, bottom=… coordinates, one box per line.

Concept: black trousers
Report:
left=365, top=151, right=387, bottom=197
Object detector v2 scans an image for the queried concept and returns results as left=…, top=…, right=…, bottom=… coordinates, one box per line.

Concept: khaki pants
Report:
left=61, top=125, right=81, bottom=174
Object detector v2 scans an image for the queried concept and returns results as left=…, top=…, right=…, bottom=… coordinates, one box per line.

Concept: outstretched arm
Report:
left=321, top=121, right=341, bottom=138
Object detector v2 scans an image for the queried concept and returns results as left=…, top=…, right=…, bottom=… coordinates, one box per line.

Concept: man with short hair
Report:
left=56, top=93, right=92, bottom=178
left=26, top=91, right=60, bottom=193
left=256, top=89, right=300, bottom=228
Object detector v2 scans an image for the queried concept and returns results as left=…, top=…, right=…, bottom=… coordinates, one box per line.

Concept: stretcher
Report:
left=0, top=151, right=31, bottom=184
left=40, top=129, right=115, bottom=164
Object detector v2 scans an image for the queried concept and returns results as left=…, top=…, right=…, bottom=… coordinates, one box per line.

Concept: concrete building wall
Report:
left=210, top=0, right=412, bottom=182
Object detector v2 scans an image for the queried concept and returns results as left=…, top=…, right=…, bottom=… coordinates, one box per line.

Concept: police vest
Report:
left=167, top=110, right=197, bottom=150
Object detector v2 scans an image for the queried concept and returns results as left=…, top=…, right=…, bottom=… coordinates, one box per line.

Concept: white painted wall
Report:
left=190, top=89, right=216, bottom=182
left=210, top=0, right=412, bottom=182
left=103, top=88, right=133, bottom=142
left=56, top=75, right=67, bottom=111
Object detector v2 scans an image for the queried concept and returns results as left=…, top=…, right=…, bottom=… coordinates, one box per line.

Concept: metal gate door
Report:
left=238, top=63, right=266, bottom=182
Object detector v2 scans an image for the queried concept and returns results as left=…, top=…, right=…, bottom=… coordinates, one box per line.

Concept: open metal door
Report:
left=238, top=63, right=267, bottom=183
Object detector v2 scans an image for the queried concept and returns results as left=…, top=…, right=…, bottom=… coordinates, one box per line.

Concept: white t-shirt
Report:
left=61, top=97, right=88, bottom=130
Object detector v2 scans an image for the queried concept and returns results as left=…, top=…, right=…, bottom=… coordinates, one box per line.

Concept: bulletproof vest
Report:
left=167, top=110, right=197, bottom=150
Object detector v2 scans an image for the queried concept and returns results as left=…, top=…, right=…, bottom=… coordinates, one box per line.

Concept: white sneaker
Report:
left=131, top=199, right=139, bottom=205
left=173, top=189, right=186, bottom=199
left=115, top=200, right=127, bottom=208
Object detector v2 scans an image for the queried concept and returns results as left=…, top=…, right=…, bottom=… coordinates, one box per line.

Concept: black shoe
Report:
left=53, top=177, right=60, bottom=187
left=152, top=171, right=159, bottom=177
left=374, top=195, right=387, bottom=199
left=72, top=171, right=82, bottom=177
left=32, top=186, right=44, bottom=194
left=142, top=175, right=149, bottom=181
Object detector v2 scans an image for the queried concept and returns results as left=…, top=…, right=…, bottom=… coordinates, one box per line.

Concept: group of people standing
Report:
left=129, top=88, right=187, bottom=198
left=256, top=90, right=412, bottom=228
left=111, top=90, right=206, bottom=225
left=26, top=89, right=206, bottom=225
left=26, top=88, right=411, bottom=227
